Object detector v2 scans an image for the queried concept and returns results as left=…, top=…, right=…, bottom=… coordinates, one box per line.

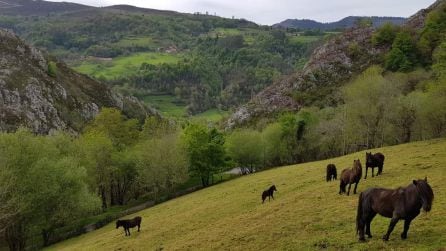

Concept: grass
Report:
left=74, top=52, right=181, bottom=80
left=289, top=35, right=323, bottom=44
left=141, top=95, right=229, bottom=121
left=192, top=109, right=230, bottom=122
left=141, top=95, right=188, bottom=117
left=47, top=139, right=446, bottom=250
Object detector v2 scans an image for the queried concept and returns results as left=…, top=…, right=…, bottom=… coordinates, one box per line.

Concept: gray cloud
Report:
left=47, top=0, right=437, bottom=24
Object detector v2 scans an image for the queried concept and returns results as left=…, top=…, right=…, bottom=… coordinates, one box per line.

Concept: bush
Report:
left=48, top=61, right=58, bottom=77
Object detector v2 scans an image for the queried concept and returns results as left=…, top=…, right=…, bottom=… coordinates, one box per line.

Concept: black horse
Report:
left=356, top=178, right=434, bottom=241
left=326, top=164, right=337, bottom=182
left=364, top=152, right=385, bottom=179
left=262, top=185, right=277, bottom=203
left=116, top=216, right=142, bottom=236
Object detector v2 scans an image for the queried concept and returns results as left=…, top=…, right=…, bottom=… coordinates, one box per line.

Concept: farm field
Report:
left=73, top=52, right=182, bottom=80
left=47, top=138, right=446, bottom=250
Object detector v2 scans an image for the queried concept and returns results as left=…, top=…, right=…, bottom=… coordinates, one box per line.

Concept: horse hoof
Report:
left=359, top=237, right=366, bottom=242
left=367, top=235, right=372, bottom=238
left=401, top=234, right=407, bottom=239
left=382, top=235, right=389, bottom=241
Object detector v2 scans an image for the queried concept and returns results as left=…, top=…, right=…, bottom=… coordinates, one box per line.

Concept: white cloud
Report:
left=46, top=0, right=437, bottom=25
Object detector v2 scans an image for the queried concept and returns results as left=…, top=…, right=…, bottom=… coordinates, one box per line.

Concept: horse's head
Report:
left=116, top=220, right=122, bottom=229
left=413, top=177, right=434, bottom=212
left=365, top=152, right=372, bottom=165
left=271, top=185, right=277, bottom=191
left=354, top=159, right=362, bottom=169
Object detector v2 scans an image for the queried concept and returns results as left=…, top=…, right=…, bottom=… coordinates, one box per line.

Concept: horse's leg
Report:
left=339, top=181, right=343, bottom=194
left=401, top=219, right=412, bottom=239
left=364, top=167, right=368, bottom=179
left=272, top=194, right=274, bottom=200
left=366, top=212, right=377, bottom=238
left=138, top=224, right=140, bottom=232
left=353, top=181, right=359, bottom=194
left=347, top=183, right=352, bottom=196
left=371, top=167, right=374, bottom=177
left=383, top=217, right=399, bottom=241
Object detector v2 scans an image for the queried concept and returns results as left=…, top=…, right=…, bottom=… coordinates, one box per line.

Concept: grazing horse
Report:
left=326, top=164, right=337, bottom=182
left=116, top=216, right=142, bottom=236
left=364, top=152, right=385, bottom=179
left=262, top=185, right=277, bottom=203
left=339, top=160, right=362, bottom=195
left=356, top=178, right=434, bottom=241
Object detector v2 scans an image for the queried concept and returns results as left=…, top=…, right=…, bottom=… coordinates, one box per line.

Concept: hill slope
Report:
left=274, top=16, right=406, bottom=30
left=0, top=29, right=153, bottom=133
left=47, top=138, right=446, bottom=250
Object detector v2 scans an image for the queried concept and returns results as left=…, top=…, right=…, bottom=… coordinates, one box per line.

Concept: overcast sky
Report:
left=47, top=0, right=437, bottom=25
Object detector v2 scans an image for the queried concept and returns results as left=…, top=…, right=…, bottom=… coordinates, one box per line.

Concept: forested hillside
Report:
left=0, top=1, right=323, bottom=116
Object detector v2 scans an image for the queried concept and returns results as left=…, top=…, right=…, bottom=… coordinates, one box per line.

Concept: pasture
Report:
left=47, top=139, right=446, bottom=250
left=74, top=52, right=181, bottom=80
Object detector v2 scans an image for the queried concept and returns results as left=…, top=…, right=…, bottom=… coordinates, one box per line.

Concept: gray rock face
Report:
left=0, top=29, right=153, bottom=134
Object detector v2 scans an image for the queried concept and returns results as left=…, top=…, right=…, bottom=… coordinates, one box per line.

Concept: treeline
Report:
left=115, top=29, right=315, bottom=114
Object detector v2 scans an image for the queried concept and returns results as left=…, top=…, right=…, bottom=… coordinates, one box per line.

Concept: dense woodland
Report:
left=1, top=2, right=446, bottom=250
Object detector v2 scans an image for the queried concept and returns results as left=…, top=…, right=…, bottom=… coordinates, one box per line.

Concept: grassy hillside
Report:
left=47, top=138, right=446, bottom=250
left=74, top=52, right=182, bottom=80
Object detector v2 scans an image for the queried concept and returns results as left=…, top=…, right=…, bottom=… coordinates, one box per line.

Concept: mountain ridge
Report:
left=273, top=16, right=407, bottom=30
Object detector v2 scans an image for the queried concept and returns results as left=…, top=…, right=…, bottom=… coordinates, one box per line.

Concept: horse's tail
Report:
left=356, top=192, right=364, bottom=235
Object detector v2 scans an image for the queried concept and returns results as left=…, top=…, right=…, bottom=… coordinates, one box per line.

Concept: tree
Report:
left=0, top=129, right=99, bottom=250
left=133, top=134, right=189, bottom=200
left=372, top=22, right=398, bottom=46
left=226, top=129, right=263, bottom=174
left=181, top=124, right=227, bottom=187
left=343, top=66, right=400, bottom=148
left=385, top=31, right=418, bottom=72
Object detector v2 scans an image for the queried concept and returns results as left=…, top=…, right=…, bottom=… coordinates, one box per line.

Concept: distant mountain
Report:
left=0, top=29, right=155, bottom=134
left=0, top=0, right=94, bottom=16
left=273, top=16, right=406, bottom=30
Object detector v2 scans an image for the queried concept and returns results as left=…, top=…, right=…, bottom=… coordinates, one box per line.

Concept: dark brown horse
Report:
left=116, top=216, right=142, bottom=236
left=339, top=160, right=362, bottom=195
left=262, top=185, right=277, bottom=203
left=326, top=164, right=337, bottom=182
left=356, top=178, right=434, bottom=241
left=364, top=152, right=385, bottom=179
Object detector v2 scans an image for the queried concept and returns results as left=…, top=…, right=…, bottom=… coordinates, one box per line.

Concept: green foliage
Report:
left=226, top=129, right=263, bottom=173
left=372, top=22, right=398, bottom=46
left=181, top=123, right=227, bottom=186
left=385, top=31, right=418, bottom=72
left=0, top=129, right=100, bottom=249
left=417, top=2, right=446, bottom=65
left=48, top=61, right=58, bottom=77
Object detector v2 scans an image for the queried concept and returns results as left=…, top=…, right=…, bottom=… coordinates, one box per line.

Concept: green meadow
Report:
left=74, top=52, right=181, bottom=80
left=47, top=138, right=446, bottom=250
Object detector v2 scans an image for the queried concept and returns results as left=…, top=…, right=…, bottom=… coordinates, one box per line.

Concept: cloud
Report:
left=46, top=0, right=437, bottom=25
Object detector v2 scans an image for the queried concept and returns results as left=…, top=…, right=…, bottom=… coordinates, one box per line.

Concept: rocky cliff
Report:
left=0, top=29, right=155, bottom=134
